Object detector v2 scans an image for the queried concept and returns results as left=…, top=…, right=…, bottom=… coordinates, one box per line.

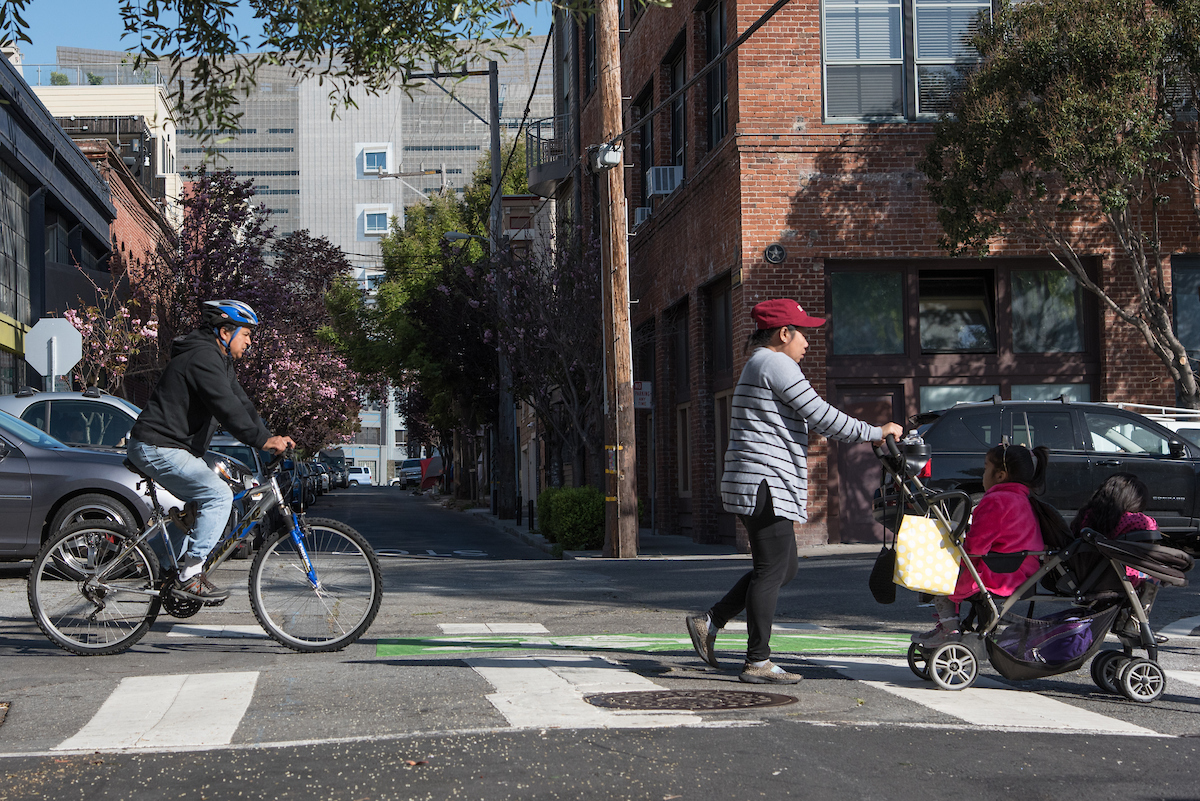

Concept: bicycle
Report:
left=27, top=450, right=383, bottom=656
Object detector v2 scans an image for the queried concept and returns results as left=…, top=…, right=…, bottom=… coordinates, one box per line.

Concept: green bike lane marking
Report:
left=376, top=630, right=911, bottom=658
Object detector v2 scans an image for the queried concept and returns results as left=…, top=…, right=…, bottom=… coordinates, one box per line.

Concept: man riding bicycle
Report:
left=127, top=300, right=295, bottom=603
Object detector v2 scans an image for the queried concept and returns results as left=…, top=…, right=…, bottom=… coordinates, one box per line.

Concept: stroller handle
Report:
left=924, top=489, right=973, bottom=541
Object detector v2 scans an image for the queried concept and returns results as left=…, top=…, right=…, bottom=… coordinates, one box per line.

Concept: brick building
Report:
left=75, top=139, right=175, bottom=293
left=527, top=0, right=1200, bottom=549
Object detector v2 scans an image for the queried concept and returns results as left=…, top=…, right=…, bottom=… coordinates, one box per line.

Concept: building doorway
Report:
left=831, top=385, right=904, bottom=543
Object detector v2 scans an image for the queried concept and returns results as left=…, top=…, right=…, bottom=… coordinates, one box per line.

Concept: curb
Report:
left=463, top=507, right=557, bottom=557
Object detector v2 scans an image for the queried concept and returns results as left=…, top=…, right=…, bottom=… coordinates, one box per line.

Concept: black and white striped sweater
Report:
left=720, top=348, right=882, bottom=523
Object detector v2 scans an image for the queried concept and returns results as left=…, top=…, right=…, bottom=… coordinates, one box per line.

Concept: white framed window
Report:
left=357, top=204, right=395, bottom=240
left=364, top=150, right=387, bottom=173
left=822, top=0, right=990, bottom=121
left=356, top=142, right=395, bottom=179
left=365, top=212, right=389, bottom=234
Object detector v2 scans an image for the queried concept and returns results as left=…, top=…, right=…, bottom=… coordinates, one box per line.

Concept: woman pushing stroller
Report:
left=912, top=443, right=1049, bottom=648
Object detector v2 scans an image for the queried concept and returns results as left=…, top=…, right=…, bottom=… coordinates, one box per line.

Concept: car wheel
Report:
left=49, top=493, right=139, bottom=537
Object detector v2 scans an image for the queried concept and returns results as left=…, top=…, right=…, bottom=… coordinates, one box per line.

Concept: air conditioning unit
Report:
left=634, top=206, right=652, bottom=227
left=646, top=165, right=683, bottom=196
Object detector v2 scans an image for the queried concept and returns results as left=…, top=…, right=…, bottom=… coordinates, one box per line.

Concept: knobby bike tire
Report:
left=27, top=519, right=161, bottom=656
left=248, top=517, right=382, bottom=652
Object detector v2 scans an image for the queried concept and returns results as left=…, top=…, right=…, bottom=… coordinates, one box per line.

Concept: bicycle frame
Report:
left=92, top=467, right=320, bottom=598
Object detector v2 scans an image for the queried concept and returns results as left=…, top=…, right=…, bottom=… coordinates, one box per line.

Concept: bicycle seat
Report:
left=123, top=458, right=156, bottom=483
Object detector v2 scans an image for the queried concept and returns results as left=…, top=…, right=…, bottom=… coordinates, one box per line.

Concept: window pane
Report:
left=1010, top=410, right=1078, bottom=450
left=1084, top=412, right=1170, bottom=455
left=1011, top=384, right=1091, bottom=402
left=1012, top=270, right=1084, bottom=353
left=826, top=64, right=904, bottom=118
left=365, top=151, right=386, bottom=170
left=919, top=384, right=999, bottom=413
left=825, top=1, right=902, bottom=61
left=1173, top=256, right=1200, bottom=359
left=917, top=64, right=971, bottom=115
left=831, top=271, right=904, bottom=354
left=366, top=213, right=387, bottom=232
left=922, top=407, right=1001, bottom=449
left=50, top=401, right=134, bottom=448
left=919, top=272, right=996, bottom=353
left=915, top=1, right=990, bottom=61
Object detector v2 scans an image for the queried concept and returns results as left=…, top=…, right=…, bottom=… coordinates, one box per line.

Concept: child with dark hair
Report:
left=1071, top=472, right=1156, bottom=553
left=912, top=442, right=1050, bottom=647
left=1072, top=473, right=1163, bottom=638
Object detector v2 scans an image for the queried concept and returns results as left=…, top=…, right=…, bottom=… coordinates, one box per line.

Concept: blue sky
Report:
left=18, top=1, right=553, bottom=66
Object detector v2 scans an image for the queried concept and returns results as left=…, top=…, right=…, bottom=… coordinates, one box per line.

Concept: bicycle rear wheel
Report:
left=249, top=517, right=382, bottom=652
left=28, top=520, right=161, bottom=655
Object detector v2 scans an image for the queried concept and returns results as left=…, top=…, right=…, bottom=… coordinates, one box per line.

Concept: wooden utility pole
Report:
left=595, top=0, right=638, bottom=557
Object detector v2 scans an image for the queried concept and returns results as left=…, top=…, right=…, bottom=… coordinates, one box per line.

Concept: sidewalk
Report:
left=461, top=503, right=879, bottom=560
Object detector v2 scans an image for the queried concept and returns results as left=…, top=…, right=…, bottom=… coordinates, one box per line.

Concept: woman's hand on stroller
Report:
left=874, top=422, right=905, bottom=447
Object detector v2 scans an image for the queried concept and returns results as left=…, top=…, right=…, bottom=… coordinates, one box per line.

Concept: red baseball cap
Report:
left=751, top=298, right=825, bottom=330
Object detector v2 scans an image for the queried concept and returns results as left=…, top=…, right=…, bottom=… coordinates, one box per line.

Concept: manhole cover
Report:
left=585, top=690, right=797, bottom=711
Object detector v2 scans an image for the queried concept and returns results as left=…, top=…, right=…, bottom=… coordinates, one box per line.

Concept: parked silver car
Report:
left=0, top=409, right=188, bottom=561
left=0, top=386, right=140, bottom=449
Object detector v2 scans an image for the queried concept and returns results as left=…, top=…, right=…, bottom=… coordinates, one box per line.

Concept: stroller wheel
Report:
left=907, top=643, right=931, bottom=681
left=1090, top=650, right=1128, bottom=695
left=929, top=642, right=978, bottom=691
left=1117, top=657, right=1166, bottom=703
left=907, top=643, right=931, bottom=680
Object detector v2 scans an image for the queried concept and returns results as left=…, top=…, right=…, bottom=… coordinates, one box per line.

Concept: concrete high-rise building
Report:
left=51, top=42, right=553, bottom=480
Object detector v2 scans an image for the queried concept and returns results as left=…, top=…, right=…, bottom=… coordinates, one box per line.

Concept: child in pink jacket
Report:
left=913, top=443, right=1049, bottom=647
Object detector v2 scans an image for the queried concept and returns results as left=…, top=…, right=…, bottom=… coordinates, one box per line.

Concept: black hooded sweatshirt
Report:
left=130, top=329, right=271, bottom=456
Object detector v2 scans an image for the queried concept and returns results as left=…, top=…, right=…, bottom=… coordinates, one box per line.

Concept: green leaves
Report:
left=0, top=0, right=536, bottom=147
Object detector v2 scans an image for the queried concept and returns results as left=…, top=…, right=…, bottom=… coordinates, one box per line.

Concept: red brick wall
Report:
left=78, top=140, right=174, bottom=289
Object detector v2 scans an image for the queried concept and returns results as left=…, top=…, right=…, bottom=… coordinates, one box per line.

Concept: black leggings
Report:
left=709, top=482, right=799, bottom=662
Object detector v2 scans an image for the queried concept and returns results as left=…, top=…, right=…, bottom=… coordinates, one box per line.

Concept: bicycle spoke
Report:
left=250, top=518, right=381, bottom=652
left=29, top=521, right=159, bottom=655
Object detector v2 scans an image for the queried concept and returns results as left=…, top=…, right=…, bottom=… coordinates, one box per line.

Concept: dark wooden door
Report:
left=831, top=385, right=904, bottom=543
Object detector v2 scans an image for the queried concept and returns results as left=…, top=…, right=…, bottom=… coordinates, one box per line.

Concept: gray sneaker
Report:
left=686, top=614, right=719, bottom=668
left=739, top=660, right=802, bottom=685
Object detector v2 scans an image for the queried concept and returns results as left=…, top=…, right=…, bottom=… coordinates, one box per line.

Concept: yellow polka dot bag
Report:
left=893, top=514, right=962, bottom=596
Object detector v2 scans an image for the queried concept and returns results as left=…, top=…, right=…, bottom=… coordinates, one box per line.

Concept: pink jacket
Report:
left=950, top=482, right=1044, bottom=603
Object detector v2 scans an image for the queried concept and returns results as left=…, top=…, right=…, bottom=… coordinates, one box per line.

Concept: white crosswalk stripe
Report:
left=440, top=623, right=550, bottom=634
left=54, top=672, right=260, bottom=751
left=809, top=657, right=1158, bottom=736
left=466, top=654, right=703, bottom=729
left=168, top=624, right=268, bottom=639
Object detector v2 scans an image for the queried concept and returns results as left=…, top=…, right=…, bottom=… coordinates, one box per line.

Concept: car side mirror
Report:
left=1169, top=440, right=1188, bottom=458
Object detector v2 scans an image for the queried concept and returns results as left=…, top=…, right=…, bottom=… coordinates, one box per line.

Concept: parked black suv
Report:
left=917, top=398, right=1200, bottom=548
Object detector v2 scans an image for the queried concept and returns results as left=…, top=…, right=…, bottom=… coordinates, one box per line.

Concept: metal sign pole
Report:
left=47, top=336, right=57, bottom=392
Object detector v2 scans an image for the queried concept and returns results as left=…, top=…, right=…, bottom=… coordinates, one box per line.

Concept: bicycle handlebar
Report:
left=264, top=446, right=293, bottom=475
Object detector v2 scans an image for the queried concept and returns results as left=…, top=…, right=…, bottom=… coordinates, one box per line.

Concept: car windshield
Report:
left=0, top=409, right=65, bottom=449
left=211, top=445, right=257, bottom=470
left=112, top=397, right=142, bottom=416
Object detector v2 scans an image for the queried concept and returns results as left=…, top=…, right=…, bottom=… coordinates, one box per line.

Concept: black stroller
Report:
left=872, top=436, right=1193, bottom=703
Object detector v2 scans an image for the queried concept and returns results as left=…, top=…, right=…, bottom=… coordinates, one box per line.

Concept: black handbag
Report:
left=867, top=472, right=900, bottom=604
left=868, top=541, right=897, bottom=604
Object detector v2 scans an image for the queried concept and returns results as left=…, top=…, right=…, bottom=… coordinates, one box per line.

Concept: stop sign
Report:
left=25, top=318, right=83, bottom=377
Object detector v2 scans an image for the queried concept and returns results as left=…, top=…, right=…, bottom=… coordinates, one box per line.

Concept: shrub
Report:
left=536, top=487, right=562, bottom=543
left=50, top=71, right=68, bottom=86
left=551, top=486, right=605, bottom=551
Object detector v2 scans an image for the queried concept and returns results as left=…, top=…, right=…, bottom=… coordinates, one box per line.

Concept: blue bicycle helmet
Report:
left=201, top=299, right=260, bottom=329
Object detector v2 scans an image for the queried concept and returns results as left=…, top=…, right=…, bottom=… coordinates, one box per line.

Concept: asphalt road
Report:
left=3, top=487, right=1200, bottom=800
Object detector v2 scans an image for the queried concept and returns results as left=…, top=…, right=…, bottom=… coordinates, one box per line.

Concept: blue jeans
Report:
left=127, top=439, right=232, bottom=564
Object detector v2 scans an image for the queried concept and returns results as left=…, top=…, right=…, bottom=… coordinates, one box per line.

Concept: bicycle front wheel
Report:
left=249, top=517, right=382, bottom=652
left=28, top=520, right=161, bottom=655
